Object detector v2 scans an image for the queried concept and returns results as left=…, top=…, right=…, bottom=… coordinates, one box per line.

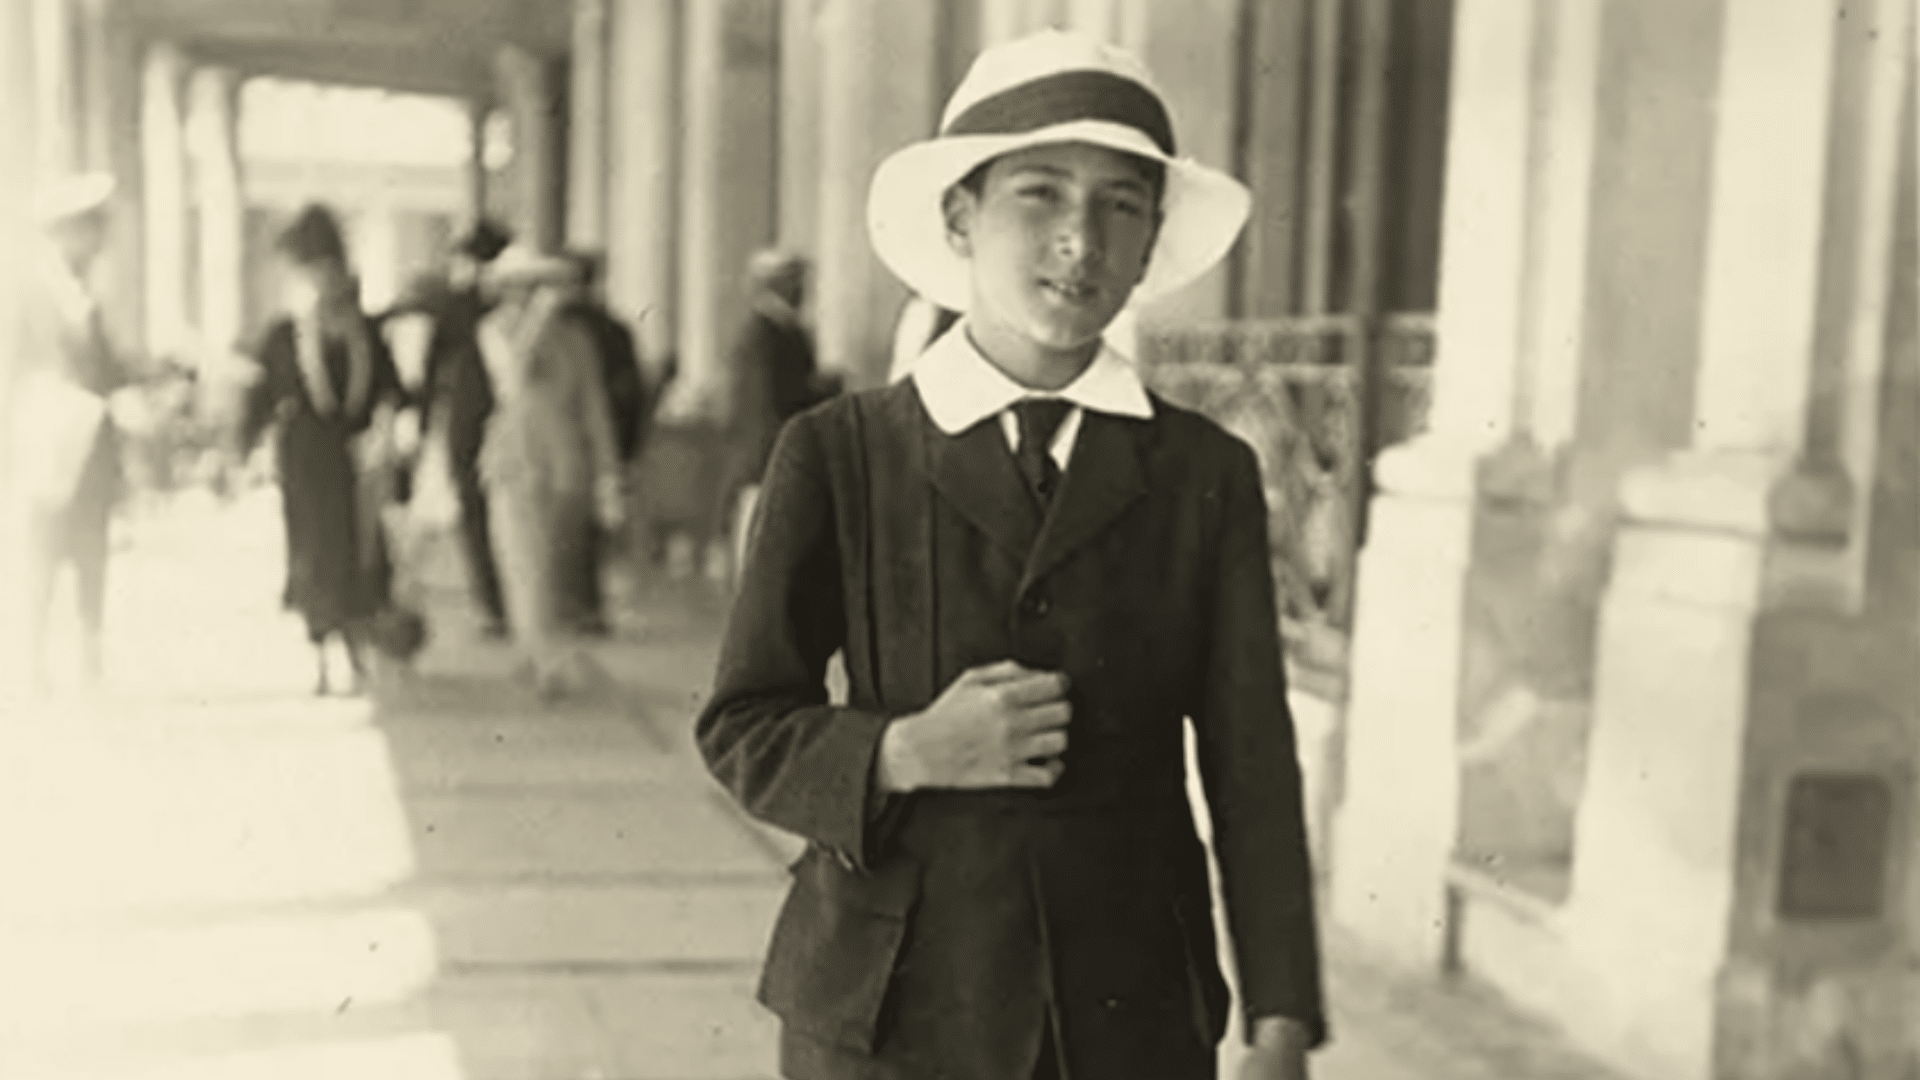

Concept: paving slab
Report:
left=400, top=789, right=781, bottom=881
left=425, top=972, right=779, bottom=1080
left=373, top=712, right=684, bottom=793
left=408, top=881, right=784, bottom=969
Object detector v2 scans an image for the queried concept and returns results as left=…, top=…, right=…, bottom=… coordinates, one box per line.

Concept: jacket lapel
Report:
left=923, top=411, right=1043, bottom=560
left=1021, top=412, right=1149, bottom=591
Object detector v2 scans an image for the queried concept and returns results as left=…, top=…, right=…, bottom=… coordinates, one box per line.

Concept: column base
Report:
left=1526, top=448, right=1903, bottom=1080
left=1329, top=433, right=1486, bottom=970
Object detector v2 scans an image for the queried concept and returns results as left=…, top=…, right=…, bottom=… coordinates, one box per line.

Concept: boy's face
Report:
left=946, top=141, right=1161, bottom=354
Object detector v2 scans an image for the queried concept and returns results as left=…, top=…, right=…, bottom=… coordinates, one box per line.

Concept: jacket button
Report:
left=1022, top=593, right=1050, bottom=618
left=1103, top=996, right=1123, bottom=1010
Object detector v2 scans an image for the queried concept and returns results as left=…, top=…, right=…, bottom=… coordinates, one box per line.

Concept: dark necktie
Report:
left=1012, top=398, right=1073, bottom=508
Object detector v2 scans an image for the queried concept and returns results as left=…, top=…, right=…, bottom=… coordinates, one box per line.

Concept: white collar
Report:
left=909, top=320, right=1153, bottom=435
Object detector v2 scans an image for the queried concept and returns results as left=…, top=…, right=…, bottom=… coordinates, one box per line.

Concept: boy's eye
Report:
left=1016, top=183, right=1062, bottom=201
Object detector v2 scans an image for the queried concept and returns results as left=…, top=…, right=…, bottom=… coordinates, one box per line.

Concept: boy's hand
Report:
left=877, top=661, right=1070, bottom=792
left=1240, top=1017, right=1313, bottom=1080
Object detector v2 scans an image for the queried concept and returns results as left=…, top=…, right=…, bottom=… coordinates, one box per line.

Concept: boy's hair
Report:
left=946, top=149, right=1168, bottom=206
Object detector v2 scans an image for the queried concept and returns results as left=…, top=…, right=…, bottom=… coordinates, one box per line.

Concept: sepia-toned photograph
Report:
left=2, top=1, right=1915, bottom=1078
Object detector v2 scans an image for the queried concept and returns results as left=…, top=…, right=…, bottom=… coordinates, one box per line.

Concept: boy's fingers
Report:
left=995, top=671, right=1071, bottom=708
left=1010, top=700, right=1072, bottom=733
left=964, top=660, right=1032, bottom=685
left=1021, top=729, right=1068, bottom=759
left=1009, top=758, right=1066, bottom=789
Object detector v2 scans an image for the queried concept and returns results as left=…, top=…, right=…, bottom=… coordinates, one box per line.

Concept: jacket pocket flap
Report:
left=759, top=847, right=922, bottom=1053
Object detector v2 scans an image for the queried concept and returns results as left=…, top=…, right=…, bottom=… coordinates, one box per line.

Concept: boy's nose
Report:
left=1053, top=204, right=1104, bottom=265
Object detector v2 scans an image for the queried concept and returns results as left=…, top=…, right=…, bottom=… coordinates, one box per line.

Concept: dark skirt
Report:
left=276, top=413, right=389, bottom=642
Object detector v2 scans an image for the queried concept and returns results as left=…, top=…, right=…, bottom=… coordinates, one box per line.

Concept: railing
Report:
left=1136, top=312, right=1434, bottom=700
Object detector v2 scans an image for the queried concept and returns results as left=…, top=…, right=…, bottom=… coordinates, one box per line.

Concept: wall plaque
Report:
left=1777, top=772, right=1893, bottom=920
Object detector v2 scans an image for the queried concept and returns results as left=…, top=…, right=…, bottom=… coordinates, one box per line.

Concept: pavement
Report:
left=0, top=488, right=1630, bottom=1080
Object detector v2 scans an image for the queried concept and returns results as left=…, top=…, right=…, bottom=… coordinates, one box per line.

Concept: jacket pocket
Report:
left=757, top=844, right=922, bottom=1053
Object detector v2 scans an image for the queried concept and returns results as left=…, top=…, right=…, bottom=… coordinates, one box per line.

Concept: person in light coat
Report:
left=476, top=246, right=625, bottom=700
left=9, top=173, right=132, bottom=694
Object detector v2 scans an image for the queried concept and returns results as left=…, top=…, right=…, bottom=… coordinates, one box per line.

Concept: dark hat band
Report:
left=943, top=69, right=1175, bottom=156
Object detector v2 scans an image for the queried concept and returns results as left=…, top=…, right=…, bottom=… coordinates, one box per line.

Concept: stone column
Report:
left=186, top=65, right=242, bottom=362
left=1329, top=0, right=1549, bottom=969
left=776, top=0, right=821, bottom=254
left=495, top=45, right=564, bottom=253
left=1128, top=0, right=1239, bottom=323
left=1560, top=0, right=1910, bottom=1076
left=566, top=0, right=609, bottom=249
left=31, top=0, right=75, bottom=175
left=141, top=41, right=188, bottom=363
left=1, top=0, right=38, bottom=503
left=464, top=99, right=490, bottom=225
left=77, top=0, right=145, bottom=351
left=978, top=0, right=1047, bottom=45
left=813, top=0, right=943, bottom=392
left=604, top=0, right=679, bottom=367
left=672, top=0, right=779, bottom=420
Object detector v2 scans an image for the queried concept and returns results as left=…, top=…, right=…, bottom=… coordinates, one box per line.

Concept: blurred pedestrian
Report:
left=421, top=219, right=514, bottom=637
left=714, top=248, right=830, bottom=581
left=238, top=204, right=407, bottom=695
left=7, top=173, right=133, bottom=694
left=555, top=249, right=649, bottom=636
left=476, top=246, right=625, bottom=701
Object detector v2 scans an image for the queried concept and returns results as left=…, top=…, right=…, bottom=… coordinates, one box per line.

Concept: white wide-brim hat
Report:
left=868, top=29, right=1251, bottom=314
left=484, top=244, right=577, bottom=286
left=33, top=172, right=116, bottom=225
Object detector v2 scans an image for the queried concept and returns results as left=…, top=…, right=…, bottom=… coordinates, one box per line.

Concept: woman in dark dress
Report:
left=239, top=205, right=405, bottom=694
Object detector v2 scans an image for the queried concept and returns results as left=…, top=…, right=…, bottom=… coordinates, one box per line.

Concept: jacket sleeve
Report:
left=1191, top=437, right=1329, bottom=1049
left=237, top=323, right=284, bottom=457
left=695, top=408, right=896, bottom=871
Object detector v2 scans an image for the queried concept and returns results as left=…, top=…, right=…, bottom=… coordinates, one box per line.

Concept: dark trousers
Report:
left=455, top=481, right=506, bottom=626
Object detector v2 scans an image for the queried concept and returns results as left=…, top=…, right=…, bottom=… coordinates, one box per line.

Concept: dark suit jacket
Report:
left=420, top=287, right=495, bottom=487
left=696, top=382, right=1325, bottom=1080
left=562, top=300, right=649, bottom=462
left=722, top=309, right=820, bottom=493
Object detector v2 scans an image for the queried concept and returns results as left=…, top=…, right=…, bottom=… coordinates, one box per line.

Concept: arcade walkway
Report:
left=0, top=490, right=1627, bottom=1080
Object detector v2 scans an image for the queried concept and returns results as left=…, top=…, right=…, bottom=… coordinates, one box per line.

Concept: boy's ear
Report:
left=942, top=186, right=976, bottom=258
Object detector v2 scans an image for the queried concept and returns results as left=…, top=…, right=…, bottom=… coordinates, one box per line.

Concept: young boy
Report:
left=697, top=30, right=1325, bottom=1080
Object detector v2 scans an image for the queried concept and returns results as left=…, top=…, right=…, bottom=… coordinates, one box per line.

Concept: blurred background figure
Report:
left=475, top=245, right=624, bottom=701
left=421, top=219, right=514, bottom=638
left=8, top=172, right=135, bottom=695
left=237, top=204, right=407, bottom=695
left=713, top=248, right=835, bottom=584
left=555, top=248, right=648, bottom=637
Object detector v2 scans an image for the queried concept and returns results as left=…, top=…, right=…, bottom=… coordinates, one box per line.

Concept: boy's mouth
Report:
left=1039, top=277, right=1099, bottom=305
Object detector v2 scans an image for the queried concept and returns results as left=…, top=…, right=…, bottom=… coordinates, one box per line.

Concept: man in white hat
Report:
left=697, top=30, right=1324, bottom=1080
left=8, top=172, right=130, bottom=693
